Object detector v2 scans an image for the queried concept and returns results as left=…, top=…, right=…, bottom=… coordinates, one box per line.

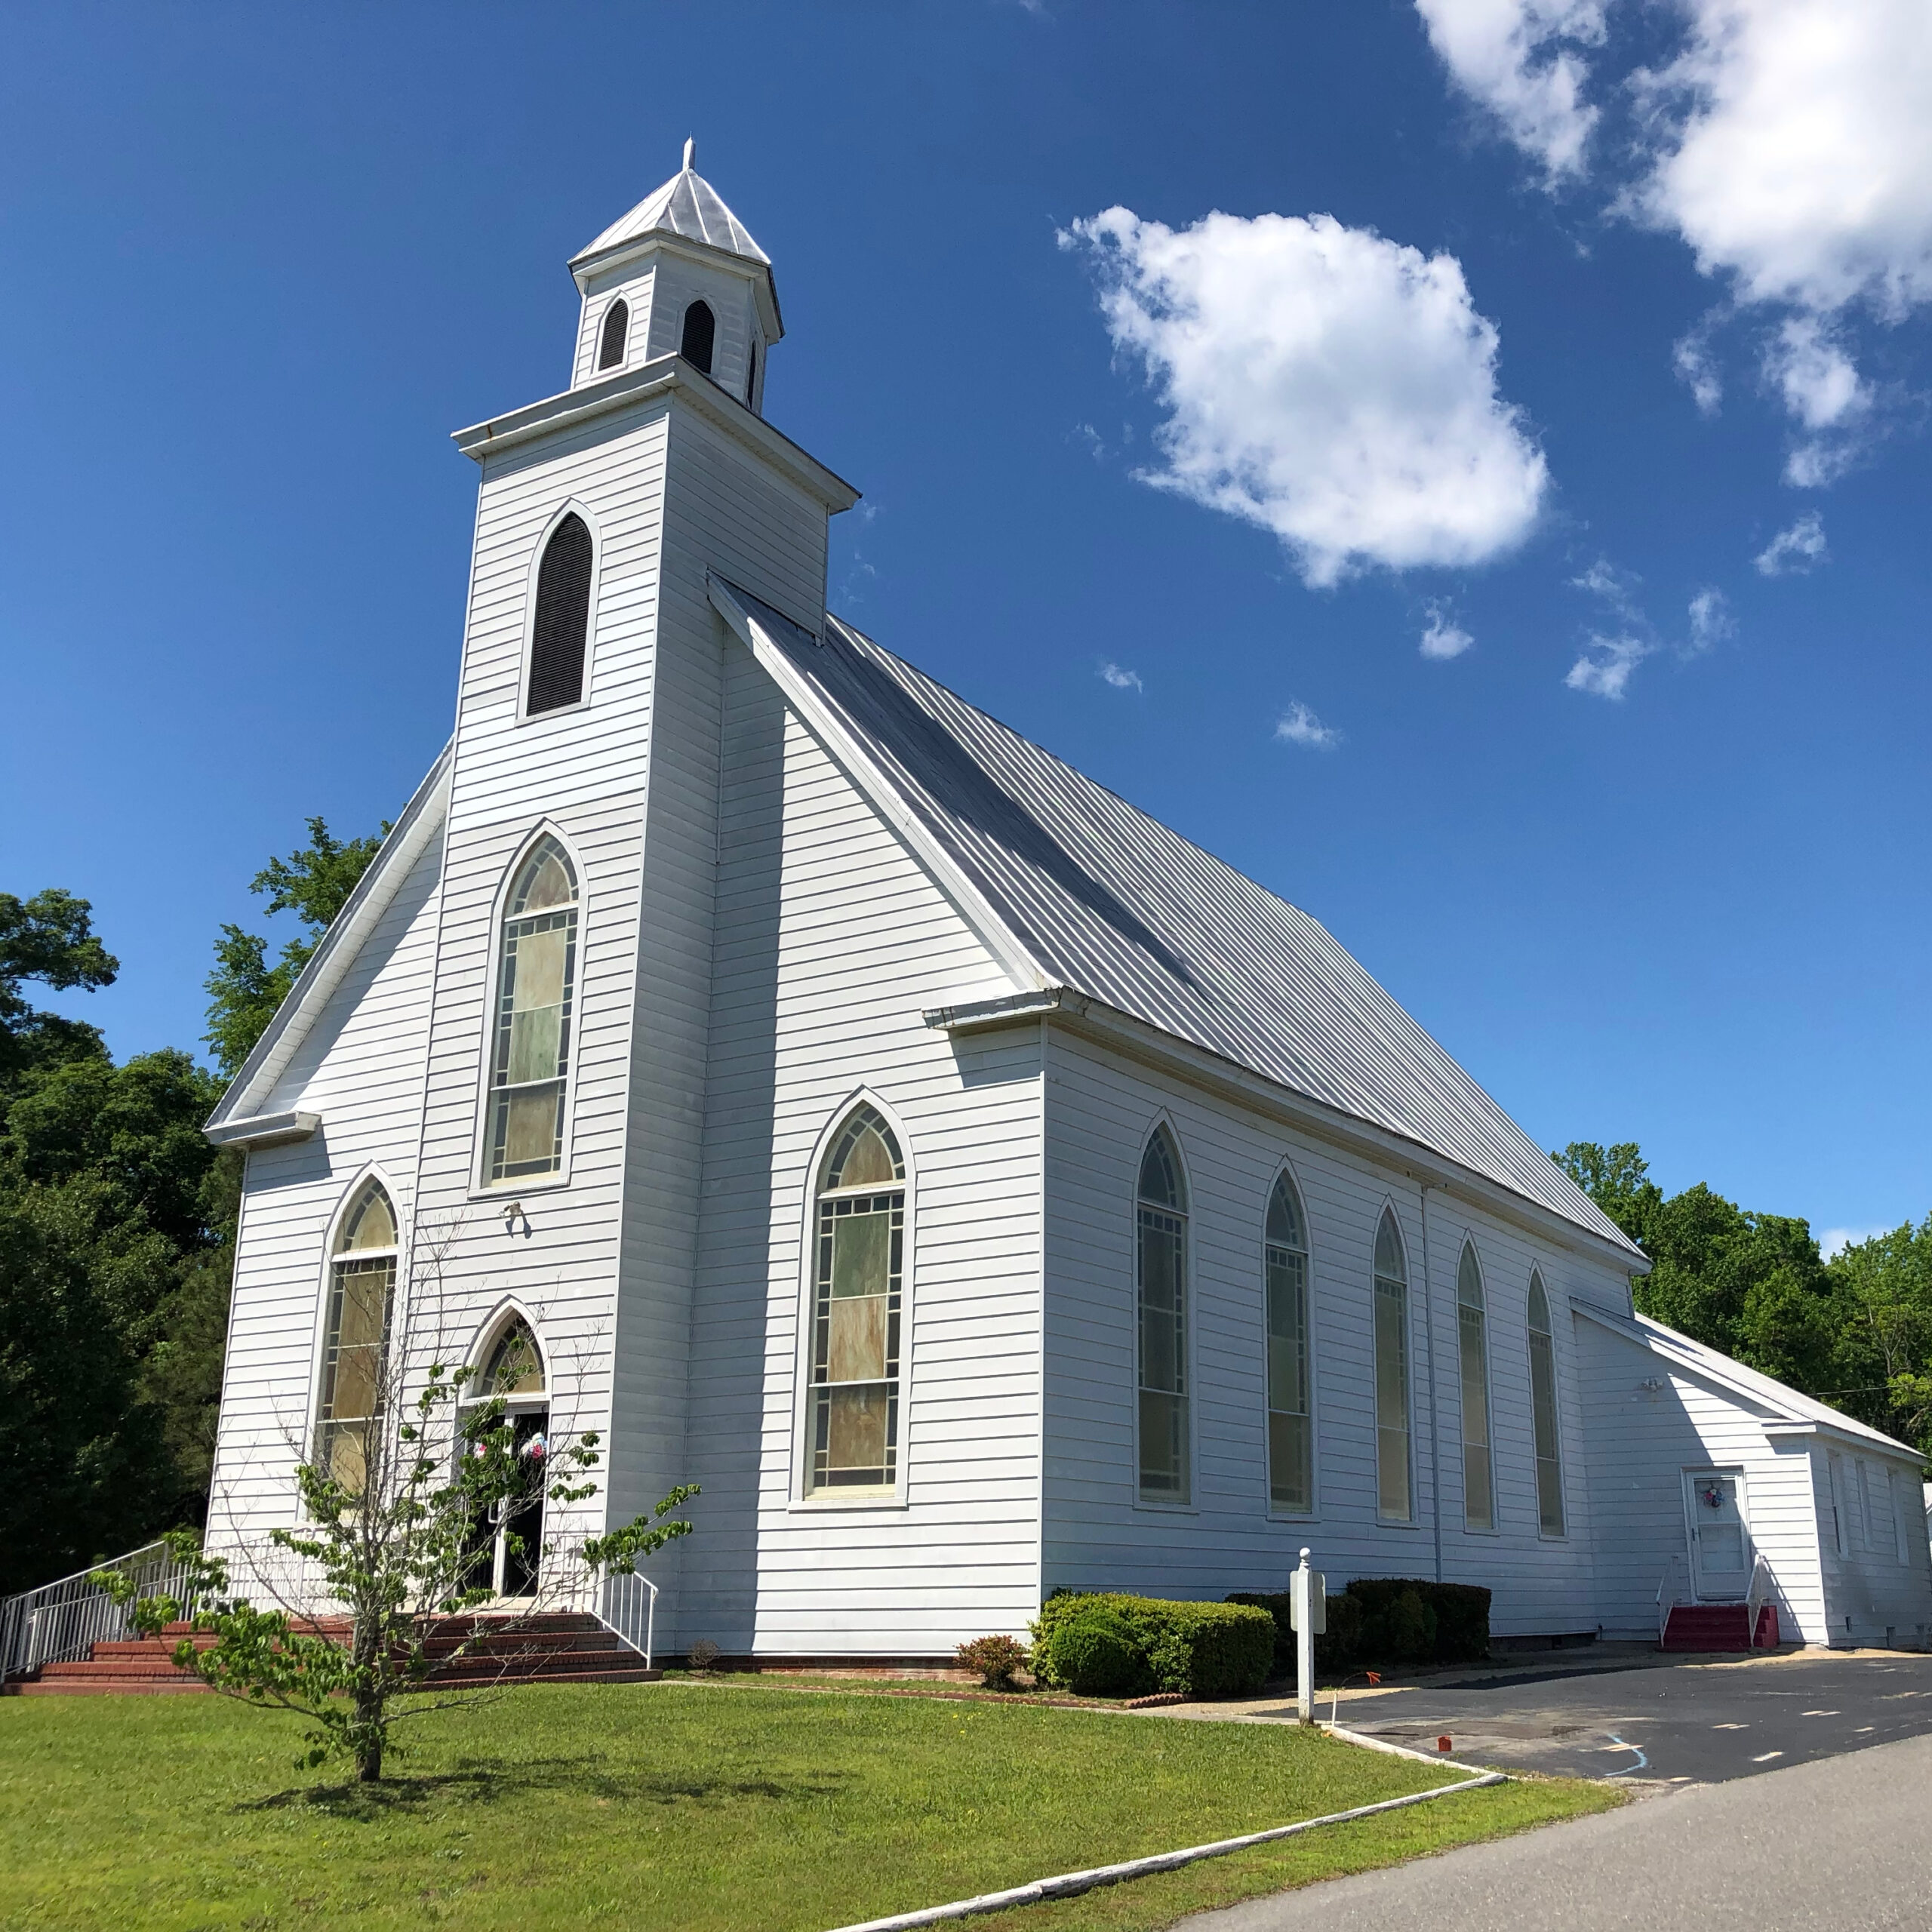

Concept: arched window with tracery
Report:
left=525, top=512, right=593, bottom=715
left=484, top=836, right=579, bottom=1184
left=315, top=1179, right=398, bottom=1493
left=597, top=297, right=629, bottom=371
left=1265, top=1171, right=1312, bottom=1513
left=679, top=299, right=715, bottom=374
left=1457, top=1241, right=1494, bottom=1530
left=1137, top=1127, right=1189, bottom=1503
left=1527, top=1272, right=1566, bottom=1536
left=1373, top=1208, right=1411, bottom=1522
left=807, top=1104, right=906, bottom=1495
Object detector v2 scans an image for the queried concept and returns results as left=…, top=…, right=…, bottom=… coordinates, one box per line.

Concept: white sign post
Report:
left=1288, top=1547, right=1324, bottom=1724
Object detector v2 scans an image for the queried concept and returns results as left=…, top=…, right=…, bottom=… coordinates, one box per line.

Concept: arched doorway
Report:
left=462, top=1315, right=549, bottom=1598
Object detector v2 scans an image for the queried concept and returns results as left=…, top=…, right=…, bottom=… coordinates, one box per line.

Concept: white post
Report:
left=1290, top=1547, right=1324, bottom=1724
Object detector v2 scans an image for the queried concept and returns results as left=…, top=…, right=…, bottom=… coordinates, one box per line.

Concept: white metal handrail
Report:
left=0, top=1540, right=202, bottom=1681
left=595, top=1570, right=658, bottom=1669
left=1656, top=1555, right=1685, bottom=1647
left=1744, top=1554, right=1772, bottom=1647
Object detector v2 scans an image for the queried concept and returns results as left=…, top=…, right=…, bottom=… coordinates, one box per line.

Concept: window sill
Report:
left=1266, top=1509, right=1320, bottom=1524
left=1461, top=1524, right=1503, bottom=1538
left=787, top=1494, right=907, bottom=1513
left=1134, top=1499, right=1199, bottom=1515
left=467, top=1174, right=573, bottom=1204
left=516, top=697, right=592, bottom=727
left=1375, top=1516, right=1426, bottom=1531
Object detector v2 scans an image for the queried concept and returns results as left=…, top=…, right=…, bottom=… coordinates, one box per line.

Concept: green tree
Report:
left=205, top=817, right=386, bottom=1078
left=1826, top=1218, right=1932, bottom=1458
left=0, top=888, right=118, bottom=1092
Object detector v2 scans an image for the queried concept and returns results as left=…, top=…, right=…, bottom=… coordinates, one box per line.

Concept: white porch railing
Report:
left=0, top=1540, right=202, bottom=1681
left=595, top=1570, right=658, bottom=1669
left=1656, top=1555, right=1686, bottom=1647
left=1744, top=1554, right=1772, bottom=1647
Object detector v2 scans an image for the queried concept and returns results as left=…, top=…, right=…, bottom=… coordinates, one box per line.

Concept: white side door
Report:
left=1684, top=1469, right=1752, bottom=1600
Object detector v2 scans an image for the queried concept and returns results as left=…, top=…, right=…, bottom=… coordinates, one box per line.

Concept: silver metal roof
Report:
left=738, top=588, right=1638, bottom=1255
left=574, top=150, right=770, bottom=269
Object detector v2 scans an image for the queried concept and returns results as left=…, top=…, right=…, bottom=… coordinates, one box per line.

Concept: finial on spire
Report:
left=682, top=137, right=695, bottom=171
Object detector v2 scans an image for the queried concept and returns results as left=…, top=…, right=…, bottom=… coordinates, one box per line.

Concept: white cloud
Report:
left=1820, top=1225, right=1893, bottom=1260
left=1061, top=206, right=1549, bottom=588
left=1633, top=2, right=1932, bottom=320
left=1687, top=586, right=1733, bottom=652
left=1098, top=660, right=1143, bottom=691
left=1755, top=510, right=1829, bottom=576
left=1414, top=0, right=1607, bottom=181
left=1565, top=632, right=1651, bottom=698
left=1275, top=700, right=1342, bottom=748
left=1672, top=318, right=1724, bottom=414
left=1420, top=601, right=1475, bottom=659
left=1571, top=555, right=1644, bottom=620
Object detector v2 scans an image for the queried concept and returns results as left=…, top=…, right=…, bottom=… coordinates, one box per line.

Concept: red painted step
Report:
left=1663, top=1602, right=1779, bottom=1651
left=4, top=1611, right=660, bottom=1695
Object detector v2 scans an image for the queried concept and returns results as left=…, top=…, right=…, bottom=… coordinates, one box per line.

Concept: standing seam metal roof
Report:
left=733, top=586, right=1637, bottom=1255
left=575, top=165, right=770, bottom=268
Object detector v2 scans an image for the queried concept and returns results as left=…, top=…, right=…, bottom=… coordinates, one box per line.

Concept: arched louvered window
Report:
left=745, top=339, right=759, bottom=408
left=1372, top=1209, right=1411, bottom=1522
left=597, top=297, right=629, bottom=371
left=1265, top=1171, right=1312, bottom=1514
left=1527, top=1272, right=1566, bottom=1536
left=1137, top=1128, right=1189, bottom=1503
left=484, top=837, right=579, bottom=1184
left=1457, top=1242, right=1494, bottom=1531
left=525, top=513, right=593, bottom=716
left=315, top=1180, right=398, bottom=1494
left=807, top=1104, right=906, bottom=1495
left=680, top=299, right=715, bottom=374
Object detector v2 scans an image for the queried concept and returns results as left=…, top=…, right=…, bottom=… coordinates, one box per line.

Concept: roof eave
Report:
left=927, top=986, right=1652, bottom=1275
left=454, top=356, right=853, bottom=509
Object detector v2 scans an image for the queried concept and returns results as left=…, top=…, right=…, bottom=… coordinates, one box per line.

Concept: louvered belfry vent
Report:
left=596, top=298, right=629, bottom=371
left=526, top=514, right=593, bottom=715
left=680, top=300, right=715, bottom=374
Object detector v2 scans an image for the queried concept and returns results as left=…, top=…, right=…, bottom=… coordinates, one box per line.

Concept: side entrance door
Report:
left=1684, top=1469, right=1752, bottom=1601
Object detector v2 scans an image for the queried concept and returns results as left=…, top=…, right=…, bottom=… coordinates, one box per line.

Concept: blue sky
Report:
left=4, top=2, right=1928, bottom=1245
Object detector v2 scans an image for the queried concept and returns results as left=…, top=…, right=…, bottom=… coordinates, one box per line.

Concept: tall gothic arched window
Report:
left=1137, top=1128, right=1189, bottom=1503
left=807, top=1104, right=906, bottom=1495
left=1457, top=1241, right=1494, bottom=1531
left=315, top=1179, right=398, bottom=1494
left=1527, top=1272, right=1566, bottom=1536
left=525, top=513, right=593, bottom=716
left=745, top=340, right=759, bottom=408
left=679, top=299, right=715, bottom=374
left=597, top=297, right=629, bottom=371
left=1264, top=1171, right=1312, bottom=1513
left=484, top=837, right=579, bottom=1184
left=1372, top=1208, right=1411, bottom=1522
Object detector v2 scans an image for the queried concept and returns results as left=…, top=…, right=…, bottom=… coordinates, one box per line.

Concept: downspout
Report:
left=1421, top=1181, right=1443, bottom=1585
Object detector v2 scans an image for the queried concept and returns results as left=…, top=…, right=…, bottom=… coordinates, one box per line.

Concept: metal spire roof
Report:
left=725, top=585, right=1641, bottom=1258
left=573, top=138, right=771, bottom=269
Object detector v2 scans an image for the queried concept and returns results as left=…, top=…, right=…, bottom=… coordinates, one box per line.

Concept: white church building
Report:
left=202, top=152, right=1932, bottom=1663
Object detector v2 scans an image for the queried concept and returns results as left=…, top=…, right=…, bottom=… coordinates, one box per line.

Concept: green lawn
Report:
left=0, top=1682, right=1617, bottom=1930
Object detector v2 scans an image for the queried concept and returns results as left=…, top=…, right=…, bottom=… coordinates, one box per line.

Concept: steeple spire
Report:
left=683, top=135, right=695, bottom=171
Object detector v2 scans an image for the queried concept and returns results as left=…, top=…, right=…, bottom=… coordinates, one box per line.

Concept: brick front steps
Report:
left=4, top=1611, right=660, bottom=1696
left=1662, top=1602, right=1780, bottom=1651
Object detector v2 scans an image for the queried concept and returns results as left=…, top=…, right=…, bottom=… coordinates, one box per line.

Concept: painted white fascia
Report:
left=709, top=574, right=1048, bottom=998
left=927, top=986, right=1650, bottom=1277
left=453, top=355, right=854, bottom=510
left=204, top=742, right=454, bottom=1136
left=204, top=1110, right=321, bottom=1150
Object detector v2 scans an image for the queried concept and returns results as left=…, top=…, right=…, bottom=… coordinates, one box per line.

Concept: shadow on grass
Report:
left=240, top=1758, right=850, bottom=1820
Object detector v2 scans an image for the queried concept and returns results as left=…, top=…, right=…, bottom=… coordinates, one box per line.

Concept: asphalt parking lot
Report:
left=1324, top=1648, right=1932, bottom=1782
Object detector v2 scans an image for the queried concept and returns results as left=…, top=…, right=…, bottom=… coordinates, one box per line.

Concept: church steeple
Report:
left=567, top=141, right=782, bottom=414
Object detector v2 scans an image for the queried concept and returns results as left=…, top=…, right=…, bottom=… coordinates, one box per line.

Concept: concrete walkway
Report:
left=1175, top=1728, right=1932, bottom=1930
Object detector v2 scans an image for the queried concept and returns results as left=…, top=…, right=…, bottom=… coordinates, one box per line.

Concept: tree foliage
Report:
left=205, top=817, right=386, bottom=1078
left=1555, top=1141, right=1932, bottom=1464
left=0, top=887, right=118, bottom=1092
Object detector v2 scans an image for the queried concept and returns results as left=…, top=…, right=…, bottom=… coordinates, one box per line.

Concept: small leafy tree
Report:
left=104, top=1223, right=696, bottom=1783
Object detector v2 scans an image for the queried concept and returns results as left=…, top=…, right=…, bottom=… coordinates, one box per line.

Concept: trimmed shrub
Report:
left=1036, top=1604, right=1149, bottom=1697
left=1032, top=1592, right=1274, bottom=1699
left=955, top=1633, right=1029, bottom=1689
left=1229, top=1578, right=1490, bottom=1673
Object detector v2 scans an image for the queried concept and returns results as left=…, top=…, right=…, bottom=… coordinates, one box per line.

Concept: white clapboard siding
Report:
left=1041, top=1029, right=1603, bottom=1634
left=205, top=825, right=447, bottom=1569
left=1816, top=1445, right=1932, bottom=1648
left=673, top=632, right=1039, bottom=1658
left=573, top=262, right=657, bottom=389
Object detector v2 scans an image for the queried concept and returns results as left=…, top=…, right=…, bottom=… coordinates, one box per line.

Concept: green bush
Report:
left=1032, top=1593, right=1275, bottom=1699
left=1228, top=1578, right=1490, bottom=1674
